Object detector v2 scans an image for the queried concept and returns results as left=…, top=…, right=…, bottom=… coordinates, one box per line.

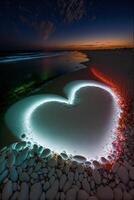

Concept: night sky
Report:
left=0, top=0, right=133, bottom=50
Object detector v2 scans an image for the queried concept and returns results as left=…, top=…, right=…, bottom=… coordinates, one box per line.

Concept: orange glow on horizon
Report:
left=45, top=38, right=134, bottom=50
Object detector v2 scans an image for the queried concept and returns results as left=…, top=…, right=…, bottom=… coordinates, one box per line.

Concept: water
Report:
left=0, top=50, right=89, bottom=148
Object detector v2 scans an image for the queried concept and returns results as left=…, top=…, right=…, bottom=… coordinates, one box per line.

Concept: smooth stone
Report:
left=82, top=178, right=90, bottom=193
left=49, top=175, right=55, bottom=186
left=123, top=191, right=132, bottom=200
left=117, top=166, right=129, bottom=184
left=9, top=166, right=18, bottom=182
left=41, top=148, right=51, bottom=158
left=16, top=147, right=29, bottom=166
left=19, top=182, right=29, bottom=200
left=77, top=189, right=89, bottom=200
left=113, top=187, right=122, bottom=200
left=60, top=174, right=67, bottom=190
left=10, top=191, right=19, bottom=200
left=63, top=180, right=73, bottom=192
left=2, top=180, right=13, bottom=200
left=72, top=155, right=86, bottom=163
left=60, top=152, right=68, bottom=160
left=34, top=162, right=42, bottom=171
left=30, top=182, right=42, bottom=200
left=68, top=172, right=74, bottom=182
left=46, top=179, right=59, bottom=200
left=15, top=142, right=27, bottom=151
left=48, top=158, right=57, bottom=167
left=97, top=186, right=113, bottom=200
left=0, top=159, right=7, bottom=174
left=92, top=170, right=101, bottom=185
left=66, top=188, right=77, bottom=200
left=19, top=172, right=29, bottom=182
left=40, top=192, right=46, bottom=200
left=89, top=196, right=98, bottom=200
left=43, top=181, right=50, bottom=191
left=7, top=152, right=16, bottom=167
left=129, top=167, right=134, bottom=180
left=0, top=169, right=8, bottom=183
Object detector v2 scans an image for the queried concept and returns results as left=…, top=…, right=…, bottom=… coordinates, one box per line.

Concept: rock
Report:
left=113, top=187, right=122, bottom=200
left=66, top=188, right=77, bottom=200
left=40, top=192, right=46, bottom=200
left=48, top=158, right=57, bottom=167
left=9, top=166, right=18, bottom=182
left=92, top=170, right=101, bottom=185
left=46, top=179, right=59, bottom=200
left=0, top=159, right=7, bottom=174
left=82, top=178, right=90, bottom=193
left=7, top=152, right=16, bottom=167
left=0, top=169, right=8, bottom=183
left=60, top=152, right=68, bottom=160
left=43, top=181, right=50, bottom=191
left=16, top=147, right=29, bottom=166
left=97, top=186, right=113, bottom=200
left=19, top=172, right=29, bottom=182
left=72, top=155, right=86, bottom=163
left=2, top=180, right=13, bottom=200
left=77, top=189, right=89, bottom=200
left=117, top=166, right=129, bottom=184
left=129, top=167, right=134, bottom=180
left=63, top=180, right=73, bottom=192
left=68, top=172, right=74, bottom=182
left=41, top=148, right=51, bottom=158
left=60, top=192, right=65, bottom=200
left=19, top=182, right=29, bottom=200
left=15, top=142, right=27, bottom=151
left=10, top=191, right=19, bottom=200
left=30, top=182, right=42, bottom=200
left=60, top=174, right=67, bottom=190
left=89, top=196, right=98, bottom=200
left=123, top=191, right=132, bottom=200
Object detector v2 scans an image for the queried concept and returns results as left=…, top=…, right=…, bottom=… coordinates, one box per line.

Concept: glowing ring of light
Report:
left=21, top=81, right=122, bottom=161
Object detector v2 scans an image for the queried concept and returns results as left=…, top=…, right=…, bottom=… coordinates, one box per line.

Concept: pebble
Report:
left=7, top=152, right=16, bottom=167
left=2, top=180, right=13, bottom=200
left=19, top=182, right=29, bottom=200
left=60, top=174, right=67, bottom=190
left=0, top=169, right=8, bottom=183
left=92, top=170, right=101, bottom=185
left=0, top=159, right=7, bottom=174
left=72, top=155, right=86, bottom=163
left=97, top=186, right=113, bottom=200
left=117, top=166, right=129, bottom=184
left=40, top=192, right=46, bottom=200
left=66, top=188, right=77, bottom=200
left=113, top=187, right=122, bottom=200
left=41, top=148, right=51, bottom=158
left=129, top=167, right=134, bottom=180
left=16, top=147, right=29, bottom=166
left=30, top=182, right=42, bottom=200
left=82, top=178, right=90, bottom=193
left=46, top=179, right=59, bottom=199
left=43, top=181, right=50, bottom=191
left=9, top=166, right=18, bottom=182
left=60, top=152, right=68, bottom=160
left=10, top=191, right=19, bottom=200
left=48, top=158, right=57, bottom=167
left=77, top=189, right=89, bottom=200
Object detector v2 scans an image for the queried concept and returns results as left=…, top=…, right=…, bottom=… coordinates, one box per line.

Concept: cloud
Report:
left=57, top=0, right=86, bottom=23
left=19, top=16, right=55, bottom=40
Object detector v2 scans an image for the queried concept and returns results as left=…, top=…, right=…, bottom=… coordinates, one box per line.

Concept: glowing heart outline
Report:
left=6, top=80, right=122, bottom=161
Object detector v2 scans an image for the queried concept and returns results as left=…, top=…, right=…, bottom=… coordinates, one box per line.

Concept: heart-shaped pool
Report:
left=5, top=80, right=121, bottom=161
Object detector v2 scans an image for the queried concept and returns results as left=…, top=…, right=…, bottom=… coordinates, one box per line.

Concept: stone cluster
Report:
left=0, top=103, right=134, bottom=200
